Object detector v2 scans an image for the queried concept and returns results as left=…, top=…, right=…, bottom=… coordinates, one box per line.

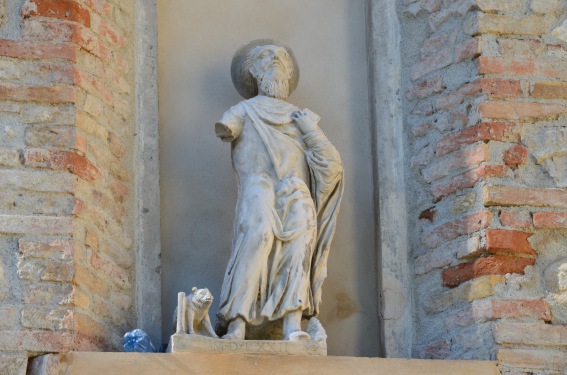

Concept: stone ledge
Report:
left=168, top=333, right=327, bottom=356
left=29, top=352, right=499, bottom=375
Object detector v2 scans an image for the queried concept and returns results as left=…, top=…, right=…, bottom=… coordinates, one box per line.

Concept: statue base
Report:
left=167, top=334, right=327, bottom=356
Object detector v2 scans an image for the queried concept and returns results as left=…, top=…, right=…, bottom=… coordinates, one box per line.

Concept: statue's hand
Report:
left=292, top=108, right=320, bottom=134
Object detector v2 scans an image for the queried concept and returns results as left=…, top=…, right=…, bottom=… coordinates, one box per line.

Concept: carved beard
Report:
left=257, top=64, right=290, bottom=100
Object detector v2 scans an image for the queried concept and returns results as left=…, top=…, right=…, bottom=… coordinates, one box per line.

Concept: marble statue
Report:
left=173, top=288, right=218, bottom=338
left=215, top=40, right=344, bottom=341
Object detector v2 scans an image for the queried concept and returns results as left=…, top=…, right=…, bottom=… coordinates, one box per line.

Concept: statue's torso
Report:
left=231, top=107, right=310, bottom=189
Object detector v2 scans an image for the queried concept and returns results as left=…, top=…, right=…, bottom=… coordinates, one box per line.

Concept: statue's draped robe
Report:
left=216, top=95, right=343, bottom=326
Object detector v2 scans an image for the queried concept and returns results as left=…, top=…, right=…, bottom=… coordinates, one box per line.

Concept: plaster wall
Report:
left=157, top=0, right=379, bottom=356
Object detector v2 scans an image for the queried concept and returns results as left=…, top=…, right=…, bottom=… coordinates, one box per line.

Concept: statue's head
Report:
left=231, top=39, right=300, bottom=100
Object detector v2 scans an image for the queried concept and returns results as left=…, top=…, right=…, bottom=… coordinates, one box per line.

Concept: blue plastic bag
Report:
left=123, top=329, right=156, bottom=353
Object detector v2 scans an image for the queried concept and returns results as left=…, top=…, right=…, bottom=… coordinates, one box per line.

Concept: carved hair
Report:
left=241, top=45, right=294, bottom=98
left=230, top=39, right=300, bottom=99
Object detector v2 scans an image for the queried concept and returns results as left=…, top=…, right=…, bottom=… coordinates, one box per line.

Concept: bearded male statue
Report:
left=215, top=40, right=344, bottom=341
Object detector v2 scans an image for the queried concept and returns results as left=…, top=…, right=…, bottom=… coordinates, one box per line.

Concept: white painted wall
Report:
left=158, top=0, right=379, bottom=356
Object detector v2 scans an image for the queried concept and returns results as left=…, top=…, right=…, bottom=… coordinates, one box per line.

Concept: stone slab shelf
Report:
left=168, top=333, right=327, bottom=356
left=30, top=352, right=499, bottom=375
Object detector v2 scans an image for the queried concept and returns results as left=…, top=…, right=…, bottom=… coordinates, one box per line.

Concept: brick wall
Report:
left=0, top=0, right=135, bottom=373
left=401, top=0, right=567, bottom=372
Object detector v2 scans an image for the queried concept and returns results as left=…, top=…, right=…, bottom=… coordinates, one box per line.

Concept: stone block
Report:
left=530, top=0, right=557, bottom=14
left=494, top=322, right=567, bottom=345
left=484, top=186, right=567, bottom=208
left=532, top=82, right=567, bottom=100
left=476, top=14, right=548, bottom=36
left=479, top=101, right=567, bottom=121
left=168, top=334, right=327, bottom=356
left=476, top=0, right=527, bottom=13
left=498, top=348, right=567, bottom=371
left=0, top=353, right=28, bottom=375
left=0, top=306, right=20, bottom=329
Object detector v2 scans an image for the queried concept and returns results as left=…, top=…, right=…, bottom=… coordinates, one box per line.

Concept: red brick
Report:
left=114, top=53, right=129, bottom=74
left=88, top=249, right=131, bottom=290
left=411, top=47, right=453, bottom=81
left=480, top=78, right=522, bottom=98
left=499, top=210, right=532, bottom=228
left=423, top=143, right=488, bottom=183
left=442, top=255, right=535, bottom=287
left=533, top=212, right=567, bottom=228
left=454, top=37, right=480, bottom=63
left=108, top=131, right=125, bottom=158
left=431, top=164, right=506, bottom=201
left=0, top=40, right=77, bottom=61
left=485, top=229, right=536, bottom=256
left=83, top=0, right=113, bottom=15
left=0, top=85, right=75, bottom=103
left=503, top=144, right=528, bottom=166
left=494, top=322, right=567, bottom=345
left=420, top=33, right=450, bottom=57
left=406, top=76, right=445, bottom=101
left=97, top=19, right=126, bottom=48
left=108, top=177, right=128, bottom=203
left=435, top=81, right=482, bottom=111
left=479, top=101, right=567, bottom=121
left=484, top=186, right=567, bottom=208
left=74, top=68, right=113, bottom=104
left=473, top=300, right=551, bottom=321
left=436, top=122, right=517, bottom=156
left=421, top=0, right=441, bottom=12
left=532, top=81, right=567, bottom=100
left=450, top=110, right=469, bottom=130
left=423, top=210, right=492, bottom=249
left=23, top=0, right=91, bottom=28
left=478, top=56, right=567, bottom=79
left=73, top=312, right=111, bottom=349
left=85, top=229, right=99, bottom=248
left=24, top=149, right=101, bottom=182
left=418, top=340, right=450, bottom=359
left=74, top=264, right=109, bottom=296
left=100, top=239, right=133, bottom=268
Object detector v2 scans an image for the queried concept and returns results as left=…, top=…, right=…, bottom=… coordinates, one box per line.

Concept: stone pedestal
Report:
left=167, top=334, right=327, bottom=356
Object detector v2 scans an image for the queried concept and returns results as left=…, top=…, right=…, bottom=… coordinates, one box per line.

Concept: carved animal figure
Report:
left=173, top=287, right=218, bottom=338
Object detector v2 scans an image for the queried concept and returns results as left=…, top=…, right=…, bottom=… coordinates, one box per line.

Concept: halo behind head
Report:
left=231, top=39, right=300, bottom=99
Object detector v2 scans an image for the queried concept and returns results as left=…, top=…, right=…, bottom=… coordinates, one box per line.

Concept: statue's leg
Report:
left=222, top=316, right=246, bottom=340
left=283, top=309, right=309, bottom=341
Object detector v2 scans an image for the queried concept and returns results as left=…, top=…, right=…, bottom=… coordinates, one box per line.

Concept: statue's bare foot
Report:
left=288, top=330, right=311, bottom=342
left=221, top=317, right=245, bottom=340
